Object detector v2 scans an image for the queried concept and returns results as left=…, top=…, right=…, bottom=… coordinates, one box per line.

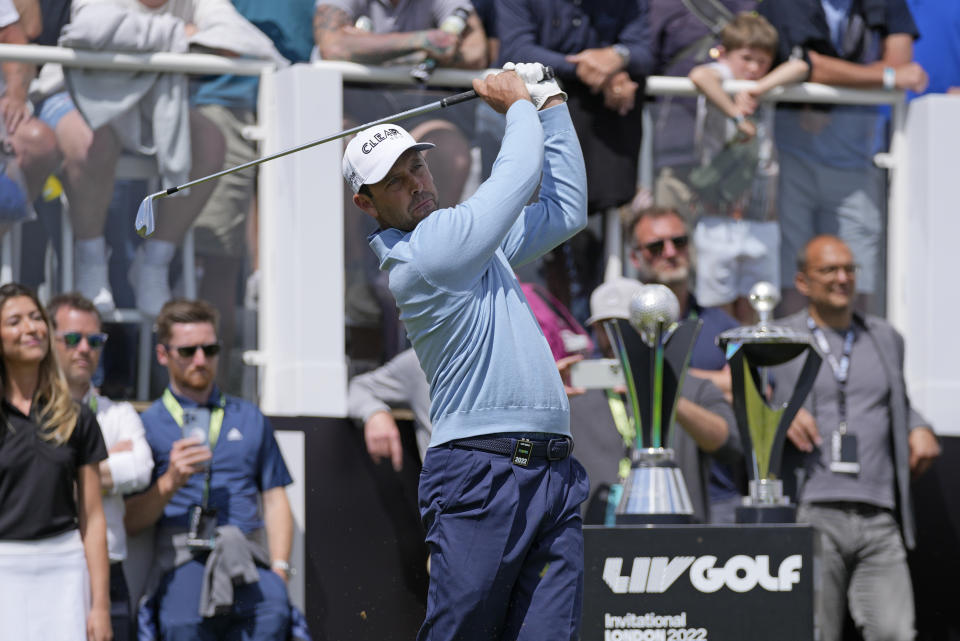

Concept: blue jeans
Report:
left=417, top=441, right=590, bottom=641
left=798, top=502, right=915, bottom=641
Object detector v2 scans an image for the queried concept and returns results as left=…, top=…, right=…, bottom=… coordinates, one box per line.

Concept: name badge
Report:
left=512, top=439, right=533, bottom=467
left=830, top=430, right=860, bottom=474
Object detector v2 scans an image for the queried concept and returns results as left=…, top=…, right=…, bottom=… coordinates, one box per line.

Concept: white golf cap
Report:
left=586, top=278, right=645, bottom=326
left=342, top=123, right=435, bottom=193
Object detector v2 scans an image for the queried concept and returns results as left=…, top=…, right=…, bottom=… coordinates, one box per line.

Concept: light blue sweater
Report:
left=369, top=100, right=587, bottom=446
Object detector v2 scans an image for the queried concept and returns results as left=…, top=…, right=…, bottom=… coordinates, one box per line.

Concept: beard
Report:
left=635, top=261, right=690, bottom=288
left=178, top=367, right=214, bottom=392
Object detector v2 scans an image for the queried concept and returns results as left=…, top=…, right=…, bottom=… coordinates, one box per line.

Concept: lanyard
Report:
left=807, top=316, right=855, bottom=432
left=162, top=388, right=226, bottom=449
left=88, top=394, right=98, bottom=413
left=162, top=388, right=226, bottom=505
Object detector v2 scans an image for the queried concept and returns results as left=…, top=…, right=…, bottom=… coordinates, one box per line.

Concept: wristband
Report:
left=272, top=559, right=295, bottom=575
left=732, top=113, right=746, bottom=126
left=611, top=44, right=630, bottom=69
left=882, top=66, right=896, bottom=91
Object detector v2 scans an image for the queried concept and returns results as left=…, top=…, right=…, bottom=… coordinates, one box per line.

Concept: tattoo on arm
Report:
left=314, top=5, right=351, bottom=46
left=314, top=3, right=434, bottom=65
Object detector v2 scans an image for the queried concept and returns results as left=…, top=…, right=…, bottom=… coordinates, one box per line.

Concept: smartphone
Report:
left=568, top=358, right=625, bottom=389
left=181, top=407, right=212, bottom=471
left=181, top=407, right=211, bottom=446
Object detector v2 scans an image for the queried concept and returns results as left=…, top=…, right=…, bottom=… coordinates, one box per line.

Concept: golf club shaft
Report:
left=158, top=89, right=480, bottom=197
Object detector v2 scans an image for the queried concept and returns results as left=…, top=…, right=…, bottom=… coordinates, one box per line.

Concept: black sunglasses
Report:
left=58, top=331, right=108, bottom=349
left=167, top=343, right=221, bottom=358
left=639, top=235, right=689, bottom=257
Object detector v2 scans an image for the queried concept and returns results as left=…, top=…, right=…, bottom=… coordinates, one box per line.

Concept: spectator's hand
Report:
left=364, top=411, right=404, bottom=472
left=566, top=47, right=624, bottom=92
left=786, top=408, right=821, bottom=453
left=734, top=117, right=757, bottom=141
left=602, top=71, right=638, bottom=116
left=556, top=354, right=586, bottom=397
left=894, top=62, right=929, bottom=94
left=734, top=90, right=759, bottom=117
left=908, top=426, right=940, bottom=478
left=420, top=28, right=458, bottom=64
left=87, top=605, right=112, bottom=641
left=163, top=437, right=212, bottom=491
left=108, top=439, right=133, bottom=454
left=0, top=95, right=30, bottom=136
left=473, top=67, right=532, bottom=113
left=184, top=22, right=198, bottom=38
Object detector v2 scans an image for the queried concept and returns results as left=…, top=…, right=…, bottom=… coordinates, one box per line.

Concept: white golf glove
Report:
left=502, top=61, right=567, bottom=110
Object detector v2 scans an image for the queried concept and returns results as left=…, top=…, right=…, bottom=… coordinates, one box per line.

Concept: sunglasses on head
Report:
left=168, top=343, right=221, bottom=358
left=639, top=235, right=689, bottom=257
left=58, top=332, right=108, bottom=349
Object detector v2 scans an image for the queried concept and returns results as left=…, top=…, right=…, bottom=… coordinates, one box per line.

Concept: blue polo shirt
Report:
left=141, top=387, right=293, bottom=533
left=687, top=295, right=738, bottom=371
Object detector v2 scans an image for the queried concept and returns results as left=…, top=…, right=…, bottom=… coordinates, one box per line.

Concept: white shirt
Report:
left=0, top=0, right=19, bottom=29
left=83, top=389, right=154, bottom=562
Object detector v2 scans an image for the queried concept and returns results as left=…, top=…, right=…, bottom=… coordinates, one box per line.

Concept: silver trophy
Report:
left=613, top=284, right=700, bottom=524
left=718, top=282, right=823, bottom=523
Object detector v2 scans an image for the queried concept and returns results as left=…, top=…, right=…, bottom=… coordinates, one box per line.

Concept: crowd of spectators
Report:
left=0, top=288, right=300, bottom=641
left=0, top=0, right=956, bottom=639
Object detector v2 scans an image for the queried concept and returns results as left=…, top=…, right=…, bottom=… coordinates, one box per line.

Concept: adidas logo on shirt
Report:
left=226, top=427, right=244, bottom=441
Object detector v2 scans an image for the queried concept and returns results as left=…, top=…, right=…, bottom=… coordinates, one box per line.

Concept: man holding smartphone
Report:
left=125, top=299, right=295, bottom=640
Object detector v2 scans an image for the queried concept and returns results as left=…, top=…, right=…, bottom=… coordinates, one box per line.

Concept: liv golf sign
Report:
left=582, top=526, right=815, bottom=641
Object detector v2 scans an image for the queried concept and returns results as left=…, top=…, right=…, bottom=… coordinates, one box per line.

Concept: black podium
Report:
left=582, top=525, right=815, bottom=641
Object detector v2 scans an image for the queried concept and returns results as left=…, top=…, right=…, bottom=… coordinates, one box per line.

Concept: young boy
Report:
left=688, top=12, right=808, bottom=323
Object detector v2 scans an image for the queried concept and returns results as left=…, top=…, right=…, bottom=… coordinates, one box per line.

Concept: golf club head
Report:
left=135, top=192, right=162, bottom=238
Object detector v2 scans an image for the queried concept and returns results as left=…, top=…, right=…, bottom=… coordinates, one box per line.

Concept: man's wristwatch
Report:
left=882, top=66, right=897, bottom=91
left=271, top=559, right=294, bottom=575
left=611, top=43, right=630, bottom=69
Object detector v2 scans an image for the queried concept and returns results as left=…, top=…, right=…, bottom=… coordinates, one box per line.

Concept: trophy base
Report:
left=615, top=448, right=695, bottom=523
left=615, top=512, right=694, bottom=525
left=735, top=479, right=796, bottom=524
left=735, top=504, right=796, bottom=524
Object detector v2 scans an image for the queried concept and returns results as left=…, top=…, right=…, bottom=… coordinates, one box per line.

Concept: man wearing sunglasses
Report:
left=48, top=292, right=154, bottom=641
left=124, top=299, right=296, bottom=641
left=628, top=206, right=745, bottom=523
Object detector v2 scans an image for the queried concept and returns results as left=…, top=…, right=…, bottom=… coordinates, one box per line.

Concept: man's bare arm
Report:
left=675, top=398, right=729, bottom=453
left=808, top=34, right=926, bottom=92
left=263, top=486, right=294, bottom=581
left=11, top=0, right=40, bottom=40
left=314, top=4, right=456, bottom=65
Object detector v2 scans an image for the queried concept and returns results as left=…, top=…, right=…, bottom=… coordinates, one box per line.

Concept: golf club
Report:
left=135, top=66, right=555, bottom=237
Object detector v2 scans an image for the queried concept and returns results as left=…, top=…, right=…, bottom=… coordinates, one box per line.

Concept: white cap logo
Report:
left=342, top=123, right=434, bottom=193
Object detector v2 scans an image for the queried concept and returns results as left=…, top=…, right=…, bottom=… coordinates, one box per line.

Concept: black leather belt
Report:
left=451, top=435, right=573, bottom=466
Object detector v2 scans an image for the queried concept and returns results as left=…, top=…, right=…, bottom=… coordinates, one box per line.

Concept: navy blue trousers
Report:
left=155, top=558, right=290, bottom=641
left=417, top=442, right=590, bottom=641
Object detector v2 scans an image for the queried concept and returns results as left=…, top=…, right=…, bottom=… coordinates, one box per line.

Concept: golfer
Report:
left=342, top=65, right=589, bottom=640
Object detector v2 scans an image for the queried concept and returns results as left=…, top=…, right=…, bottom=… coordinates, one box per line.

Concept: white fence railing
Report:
left=0, top=45, right=911, bottom=417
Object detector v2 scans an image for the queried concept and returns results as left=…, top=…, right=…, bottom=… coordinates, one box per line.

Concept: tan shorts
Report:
left=193, top=104, right=257, bottom=258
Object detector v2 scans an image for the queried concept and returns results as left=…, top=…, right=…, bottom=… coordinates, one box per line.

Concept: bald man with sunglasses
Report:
left=48, top=292, right=154, bottom=641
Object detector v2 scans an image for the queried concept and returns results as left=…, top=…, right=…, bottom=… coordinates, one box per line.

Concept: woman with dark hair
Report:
left=0, top=283, right=112, bottom=640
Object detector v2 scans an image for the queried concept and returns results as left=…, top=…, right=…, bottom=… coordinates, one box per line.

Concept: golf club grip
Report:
left=440, top=89, right=477, bottom=108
